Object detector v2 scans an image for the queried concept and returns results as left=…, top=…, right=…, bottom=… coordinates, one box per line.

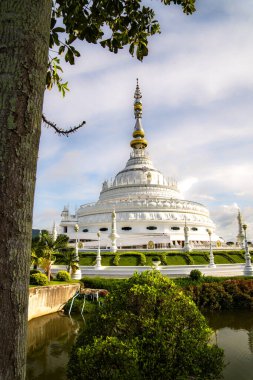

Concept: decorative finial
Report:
left=134, top=78, right=142, bottom=119
left=130, top=79, right=148, bottom=150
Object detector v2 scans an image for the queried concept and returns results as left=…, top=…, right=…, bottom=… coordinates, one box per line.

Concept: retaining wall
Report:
left=28, top=284, right=80, bottom=321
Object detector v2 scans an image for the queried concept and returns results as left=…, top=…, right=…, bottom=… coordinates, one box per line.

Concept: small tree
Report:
left=68, top=271, right=224, bottom=380
left=31, top=231, right=69, bottom=279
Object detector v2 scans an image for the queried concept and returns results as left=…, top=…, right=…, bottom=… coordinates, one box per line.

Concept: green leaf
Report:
left=53, top=27, right=65, bottom=33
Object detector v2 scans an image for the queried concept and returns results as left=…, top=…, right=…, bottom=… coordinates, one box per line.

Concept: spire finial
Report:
left=134, top=78, right=142, bottom=119
left=130, top=79, right=148, bottom=150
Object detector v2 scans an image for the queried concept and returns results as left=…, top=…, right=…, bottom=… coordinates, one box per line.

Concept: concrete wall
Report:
left=28, top=284, right=80, bottom=321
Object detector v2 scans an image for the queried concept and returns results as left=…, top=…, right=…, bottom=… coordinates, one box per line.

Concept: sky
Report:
left=34, top=0, right=253, bottom=241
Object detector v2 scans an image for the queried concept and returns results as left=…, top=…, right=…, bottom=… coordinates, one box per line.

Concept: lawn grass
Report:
left=190, top=255, right=209, bottom=265
left=212, top=254, right=231, bottom=264
left=119, top=255, right=139, bottom=266
left=79, top=256, right=95, bottom=265
left=229, top=253, right=245, bottom=263
left=166, top=255, right=188, bottom=265
left=101, top=255, right=115, bottom=266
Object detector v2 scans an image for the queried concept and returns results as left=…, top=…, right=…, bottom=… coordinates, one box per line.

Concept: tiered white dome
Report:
left=60, top=82, right=220, bottom=248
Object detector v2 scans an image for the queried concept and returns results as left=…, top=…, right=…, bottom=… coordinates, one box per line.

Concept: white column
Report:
left=207, top=229, right=216, bottom=268
left=243, top=224, right=252, bottom=276
left=95, top=232, right=102, bottom=269
left=109, top=210, right=119, bottom=253
left=71, top=223, right=82, bottom=280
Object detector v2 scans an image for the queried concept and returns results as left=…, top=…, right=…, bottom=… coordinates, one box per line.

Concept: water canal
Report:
left=26, top=310, right=253, bottom=380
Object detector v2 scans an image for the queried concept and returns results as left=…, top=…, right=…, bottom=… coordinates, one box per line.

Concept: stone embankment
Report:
left=28, top=284, right=80, bottom=321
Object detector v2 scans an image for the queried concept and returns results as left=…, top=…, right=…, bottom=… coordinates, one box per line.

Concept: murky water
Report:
left=206, top=310, right=253, bottom=380
left=26, top=313, right=84, bottom=380
left=26, top=310, right=253, bottom=380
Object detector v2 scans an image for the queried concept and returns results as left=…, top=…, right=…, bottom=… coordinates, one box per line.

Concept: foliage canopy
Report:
left=68, top=270, right=224, bottom=380
left=47, top=0, right=196, bottom=94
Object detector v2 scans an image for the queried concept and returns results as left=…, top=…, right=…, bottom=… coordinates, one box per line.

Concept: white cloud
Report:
left=178, top=177, right=199, bottom=193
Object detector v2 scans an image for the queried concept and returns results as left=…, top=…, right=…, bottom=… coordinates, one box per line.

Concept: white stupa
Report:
left=60, top=81, right=221, bottom=249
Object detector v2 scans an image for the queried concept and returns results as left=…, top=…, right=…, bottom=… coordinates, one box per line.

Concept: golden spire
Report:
left=130, top=79, right=148, bottom=149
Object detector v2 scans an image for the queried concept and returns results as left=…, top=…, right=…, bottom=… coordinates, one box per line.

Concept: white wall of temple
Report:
left=76, top=211, right=212, bottom=225
left=77, top=200, right=210, bottom=218
left=59, top=217, right=220, bottom=245
left=99, top=184, right=182, bottom=202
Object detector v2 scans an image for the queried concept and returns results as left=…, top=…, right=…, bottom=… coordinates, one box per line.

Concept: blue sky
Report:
left=34, top=0, right=253, bottom=241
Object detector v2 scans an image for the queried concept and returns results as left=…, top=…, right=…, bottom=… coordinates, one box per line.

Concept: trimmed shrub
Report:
left=189, top=269, right=202, bottom=281
left=139, top=252, right=146, bottom=266
left=30, top=273, right=49, bottom=286
left=113, top=254, right=120, bottom=266
left=56, top=270, right=71, bottom=282
left=161, top=252, right=167, bottom=265
left=30, top=269, right=41, bottom=275
left=81, top=277, right=126, bottom=292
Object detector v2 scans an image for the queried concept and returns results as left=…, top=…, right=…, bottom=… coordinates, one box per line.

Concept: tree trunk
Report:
left=0, top=1, right=51, bottom=379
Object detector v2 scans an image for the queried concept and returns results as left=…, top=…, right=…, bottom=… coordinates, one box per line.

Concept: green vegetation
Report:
left=31, top=231, right=71, bottom=281
left=189, top=269, right=203, bottom=281
left=47, top=0, right=196, bottom=94
left=80, top=275, right=253, bottom=312
left=30, top=273, right=49, bottom=286
left=56, top=270, right=71, bottom=282
left=184, top=279, right=253, bottom=311
left=81, top=277, right=125, bottom=292
left=54, top=250, right=248, bottom=266
left=68, top=271, right=224, bottom=380
left=64, top=297, right=99, bottom=315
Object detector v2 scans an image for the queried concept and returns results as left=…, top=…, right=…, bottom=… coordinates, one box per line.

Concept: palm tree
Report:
left=31, top=231, right=69, bottom=280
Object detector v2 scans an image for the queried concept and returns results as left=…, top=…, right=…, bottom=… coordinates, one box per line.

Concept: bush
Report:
left=30, top=269, right=41, bottom=275
left=190, top=269, right=202, bottom=281
left=113, top=254, right=120, bottom=266
left=81, top=277, right=126, bottom=292
left=161, top=252, right=167, bottom=265
left=56, top=270, right=71, bottom=282
left=30, top=273, right=49, bottom=286
left=69, top=271, right=224, bottom=380
left=139, top=253, right=146, bottom=266
left=183, top=279, right=253, bottom=311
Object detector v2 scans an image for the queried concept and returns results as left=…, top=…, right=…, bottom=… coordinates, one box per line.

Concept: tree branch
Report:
left=42, top=114, right=86, bottom=136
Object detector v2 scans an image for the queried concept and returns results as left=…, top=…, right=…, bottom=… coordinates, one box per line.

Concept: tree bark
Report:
left=0, top=1, right=51, bottom=379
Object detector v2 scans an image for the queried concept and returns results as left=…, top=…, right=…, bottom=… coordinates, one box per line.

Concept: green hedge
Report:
left=54, top=250, right=249, bottom=266
left=80, top=275, right=253, bottom=311
left=81, top=277, right=126, bottom=292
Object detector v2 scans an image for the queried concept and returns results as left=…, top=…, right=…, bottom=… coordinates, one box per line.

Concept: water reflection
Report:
left=26, top=310, right=253, bottom=380
left=205, top=310, right=253, bottom=380
left=26, top=312, right=83, bottom=380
